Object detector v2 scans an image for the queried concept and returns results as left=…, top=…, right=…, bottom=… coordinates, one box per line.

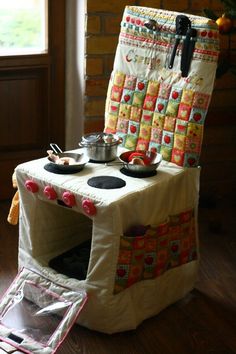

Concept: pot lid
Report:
left=82, top=132, right=120, bottom=146
left=82, top=132, right=103, bottom=144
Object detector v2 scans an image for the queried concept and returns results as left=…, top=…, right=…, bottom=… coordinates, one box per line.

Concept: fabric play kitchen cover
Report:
left=104, top=6, right=219, bottom=167
left=0, top=268, right=87, bottom=354
left=0, top=5, right=220, bottom=348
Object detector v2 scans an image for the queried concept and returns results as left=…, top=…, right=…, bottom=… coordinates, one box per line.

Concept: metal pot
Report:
left=47, top=143, right=89, bottom=172
left=79, top=132, right=122, bottom=162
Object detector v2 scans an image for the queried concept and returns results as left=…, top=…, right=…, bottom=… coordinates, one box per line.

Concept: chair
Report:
left=11, top=6, right=219, bottom=335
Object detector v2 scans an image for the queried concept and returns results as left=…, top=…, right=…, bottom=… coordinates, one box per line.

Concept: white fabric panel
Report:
left=15, top=147, right=200, bottom=333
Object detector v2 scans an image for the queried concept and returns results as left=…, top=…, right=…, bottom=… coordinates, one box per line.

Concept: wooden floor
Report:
left=0, top=198, right=236, bottom=354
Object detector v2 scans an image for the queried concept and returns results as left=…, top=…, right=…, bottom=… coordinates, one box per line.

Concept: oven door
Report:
left=0, top=267, right=87, bottom=354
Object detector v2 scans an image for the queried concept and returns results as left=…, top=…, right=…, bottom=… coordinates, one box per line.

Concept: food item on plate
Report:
left=128, top=151, right=151, bottom=166
left=58, top=157, right=76, bottom=165
left=130, top=157, right=146, bottom=166
left=47, top=150, right=76, bottom=165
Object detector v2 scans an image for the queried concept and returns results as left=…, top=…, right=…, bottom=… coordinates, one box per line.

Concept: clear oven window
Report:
left=1, top=281, right=71, bottom=345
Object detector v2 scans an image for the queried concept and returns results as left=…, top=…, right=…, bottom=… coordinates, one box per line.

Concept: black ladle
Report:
left=168, top=15, right=191, bottom=69
left=181, top=27, right=198, bottom=77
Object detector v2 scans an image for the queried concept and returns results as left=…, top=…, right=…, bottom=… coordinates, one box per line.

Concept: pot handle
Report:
left=105, top=161, right=124, bottom=166
left=78, top=141, right=90, bottom=148
left=50, top=143, right=63, bottom=154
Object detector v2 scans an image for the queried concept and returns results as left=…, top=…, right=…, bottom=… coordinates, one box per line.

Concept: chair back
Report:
left=104, top=6, right=219, bottom=167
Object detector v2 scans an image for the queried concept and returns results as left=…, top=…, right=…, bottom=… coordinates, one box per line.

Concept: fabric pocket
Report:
left=114, top=209, right=197, bottom=294
left=114, top=235, right=145, bottom=294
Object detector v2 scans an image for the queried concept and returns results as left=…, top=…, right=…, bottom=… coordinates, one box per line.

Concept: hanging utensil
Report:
left=181, top=27, right=197, bottom=77
left=168, top=15, right=191, bottom=69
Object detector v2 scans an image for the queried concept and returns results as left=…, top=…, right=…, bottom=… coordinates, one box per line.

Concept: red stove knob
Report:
left=44, top=186, right=57, bottom=200
left=82, top=199, right=97, bottom=216
left=62, top=191, right=76, bottom=207
left=25, top=180, right=39, bottom=193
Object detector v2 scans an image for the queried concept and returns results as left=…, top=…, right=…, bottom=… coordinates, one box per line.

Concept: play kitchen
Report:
left=0, top=129, right=200, bottom=342
left=0, top=132, right=169, bottom=352
left=0, top=3, right=219, bottom=352
left=0, top=131, right=200, bottom=349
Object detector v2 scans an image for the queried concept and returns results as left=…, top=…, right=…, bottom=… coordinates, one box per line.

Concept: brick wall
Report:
left=85, top=0, right=236, bottom=201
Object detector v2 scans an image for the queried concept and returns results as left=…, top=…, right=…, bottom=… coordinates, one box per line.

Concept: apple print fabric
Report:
left=104, top=6, right=219, bottom=167
left=114, top=209, right=197, bottom=294
left=105, top=73, right=212, bottom=167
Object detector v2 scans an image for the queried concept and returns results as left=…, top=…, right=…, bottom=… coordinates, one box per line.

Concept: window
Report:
left=0, top=0, right=48, bottom=56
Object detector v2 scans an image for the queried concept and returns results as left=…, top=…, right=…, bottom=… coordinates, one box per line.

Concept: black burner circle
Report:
left=87, top=176, right=126, bottom=189
left=44, top=163, right=80, bottom=174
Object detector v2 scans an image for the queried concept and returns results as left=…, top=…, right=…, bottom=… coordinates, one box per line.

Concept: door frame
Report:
left=0, top=0, right=66, bottom=200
